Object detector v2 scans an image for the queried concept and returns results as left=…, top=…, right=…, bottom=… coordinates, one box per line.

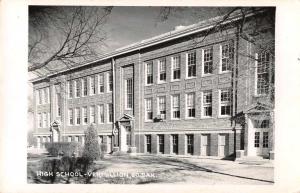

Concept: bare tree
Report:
left=28, top=6, right=113, bottom=74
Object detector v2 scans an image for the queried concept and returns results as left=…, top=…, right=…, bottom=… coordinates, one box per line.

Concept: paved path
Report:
left=91, top=154, right=274, bottom=184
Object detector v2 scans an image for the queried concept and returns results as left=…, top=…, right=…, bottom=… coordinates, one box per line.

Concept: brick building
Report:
left=30, top=8, right=275, bottom=159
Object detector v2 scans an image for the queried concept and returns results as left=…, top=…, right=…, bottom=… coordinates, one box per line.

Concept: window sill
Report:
left=219, top=71, right=232, bottom=74
left=170, top=118, right=181, bottom=121
left=218, top=115, right=231, bottom=119
left=202, top=73, right=214, bottom=77
left=144, top=120, right=153, bottom=123
left=124, top=108, right=133, bottom=111
left=157, top=81, right=167, bottom=85
left=171, top=79, right=181, bottom=83
left=145, top=84, right=154, bottom=87
left=201, top=116, right=213, bottom=119
left=185, top=77, right=196, bottom=80
left=185, top=117, right=196, bottom=120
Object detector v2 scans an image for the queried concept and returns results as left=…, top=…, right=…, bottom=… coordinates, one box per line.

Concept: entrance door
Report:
left=254, top=129, right=269, bottom=156
left=201, top=135, right=209, bottom=156
left=218, top=134, right=229, bottom=157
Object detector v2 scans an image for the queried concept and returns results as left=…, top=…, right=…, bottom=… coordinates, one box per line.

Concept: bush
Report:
left=83, top=124, right=101, bottom=160
left=45, top=142, right=82, bottom=157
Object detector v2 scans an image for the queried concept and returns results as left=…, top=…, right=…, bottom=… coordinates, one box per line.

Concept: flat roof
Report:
left=30, top=9, right=262, bottom=83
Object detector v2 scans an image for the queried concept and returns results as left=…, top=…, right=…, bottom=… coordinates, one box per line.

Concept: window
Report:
left=145, top=98, right=153, bottom=121
left=254, top=132, right=260, bottom=147
left=203, top=91, right=212, bottom=117
left=68, top=136, right=72, bottom=142
left=75, top=79, right=80, bottom=97
left=256, top=52, right=270, bottom=95
left=98, top=74, right=104, bottom=93
left=42, top=112, right=47, bottom=128
left=187, top=134, right=194, bottom=155
left=158, top=58, right=166, bottom=82
left=68, top=109, right=74, bottom=125
left=125, top=78, right=133, bottom=109
left=263, top=132, right=269, bottom=148
left=98, top=105, right=104, bottom=123
left=203, top=47, right=213, bottom=74
left=158, top=96, right=166, bottom=120
left=146, top=135, right=151, bottom=153
left=90, top=106, right=95, bottom=124
left=38, top=113, right=42, bottom=128
left=145, top=62, right=153, bottom=85
left=83, top=107, right=87, bottom=124
left=187, top=52, right=196, bottom=77
left=68, top=81, right=73, bottom=98
left=75, top=136, right=79, bottom=142
left=90, top=76, right=96, bottom=95
left=75, top=108, right=81, bottom=125
left=126, top=130, right=131, bottom=146
left=172, top=134, right=178, bottom=154
left=98, top=135, right=103, bottom=144
left=82, top=77, right=88, bottom=96
left=220, top=89, right=231, bottom=116
left=108, top=103, right=113, bottom=123
left=172, top=55, right=181, bottom=80
left=56, top=93, right=61, bottom=117
left=107, top=71, right=113, bottom=92
left=186, top=93, right=195, bottom=118
left=172, top=95, right=180, bottom=119
left=221, top=43, right=234, bottom=72
left=254, top=120, right=270, bottom=128
left=158, top=135, right=164, bottom=153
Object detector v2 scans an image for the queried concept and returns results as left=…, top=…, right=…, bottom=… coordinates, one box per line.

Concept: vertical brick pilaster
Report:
left=178, top=134, right=186, bottom=155
left=151, top=134, right=157, bottom=154
left=210, top=133, right=218, bottom=156
left=236, top=132, right=241, bottom=151
left=194, top=134, right=201, bottom=156
left=229, top=133, right=235, bottom=155
left=103, top=135, right=108, bottom=153
left=164, top=134, right=171, bottom=154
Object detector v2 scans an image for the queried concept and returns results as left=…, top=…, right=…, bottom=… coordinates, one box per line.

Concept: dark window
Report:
left=187, top=134, right=194, bottom=155
left=146, top=135, right=151, bottom=153
left=146, top=62, right=153, bottom=84
left=158, top=135, right=164, bottom=153
left=221, top=43, right=234, bottom=72
left=257, top=52, right=271, bottom=95
left=254, top=132, right=260, bottom=147
left=263, top=132, right=269, bottom=148
left=125, top=78, right=133, bottom=109
left=172, top=134, right=178, bottom=154
left=187, top=52, right=196, bottom=77
left=159, top=59, right=166, bottom=82
left=172, top=55, right=181, bottom=80
left=203, top=47, right=213, bottom=74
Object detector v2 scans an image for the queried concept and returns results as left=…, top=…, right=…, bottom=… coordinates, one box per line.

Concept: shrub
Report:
left=83, top=124, right=101, bottom=160
left=45, top=142, right=82, bottom=157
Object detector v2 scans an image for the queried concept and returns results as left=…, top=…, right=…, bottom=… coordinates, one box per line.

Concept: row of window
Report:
left=145, top=43, right=234, bottom=85
left=144, top=134, right=221, bottom=156
left=144, top=89, right=232, bottom=121
left=68, top=104, right=113, bottom=125
left=36, top=87, right=50, bottom=105
left=67, top=71, right=113, bottom=99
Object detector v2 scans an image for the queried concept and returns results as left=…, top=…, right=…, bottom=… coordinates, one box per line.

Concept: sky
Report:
left=101, top=6, right=232, bottom=52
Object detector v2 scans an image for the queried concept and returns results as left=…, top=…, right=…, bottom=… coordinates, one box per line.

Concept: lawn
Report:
left=27, top=154, right=274, bottom=184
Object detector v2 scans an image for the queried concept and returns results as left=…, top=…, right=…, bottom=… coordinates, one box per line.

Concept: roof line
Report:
left=30, top=9, right=262, bottom=83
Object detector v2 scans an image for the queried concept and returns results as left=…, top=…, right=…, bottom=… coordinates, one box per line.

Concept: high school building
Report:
left=30, top=8, right=275, bottom=159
